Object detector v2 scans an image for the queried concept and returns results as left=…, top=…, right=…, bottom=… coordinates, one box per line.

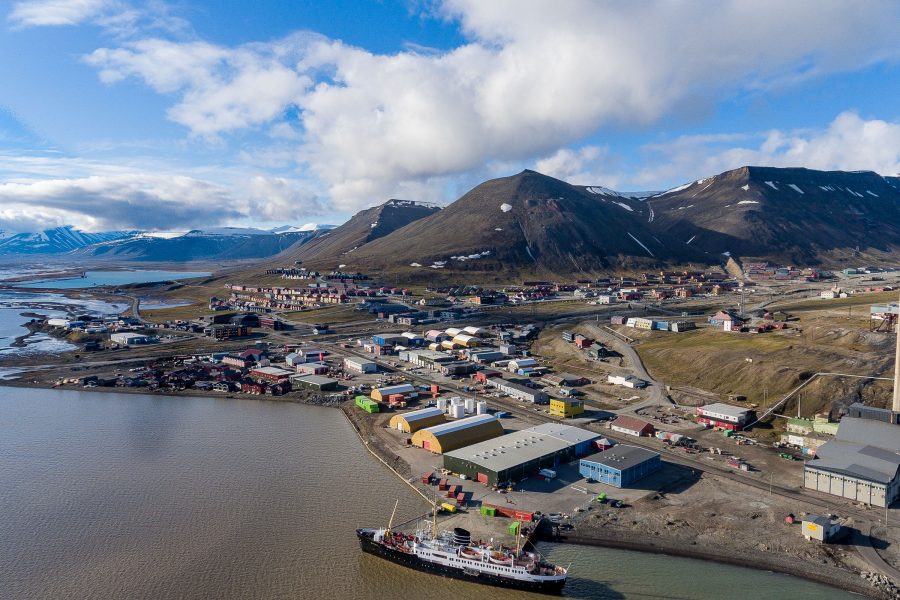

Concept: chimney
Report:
left=895, top=292, right=900, bottom=413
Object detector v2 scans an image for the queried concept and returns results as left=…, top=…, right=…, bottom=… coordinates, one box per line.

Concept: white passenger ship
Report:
left=356, top=503, right=567, bottom=593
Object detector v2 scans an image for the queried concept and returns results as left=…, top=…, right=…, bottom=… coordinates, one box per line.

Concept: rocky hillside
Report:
left=647, top=166, right=900, bottom=264
left=287, top=199, right=442, bottom=266
left=341, top=170, right=695, bottom=275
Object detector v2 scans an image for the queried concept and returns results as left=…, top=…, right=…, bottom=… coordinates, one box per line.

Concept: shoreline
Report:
left=0, top=381, right=890, bottom=598
left=555, top=532, right=880, bottom=598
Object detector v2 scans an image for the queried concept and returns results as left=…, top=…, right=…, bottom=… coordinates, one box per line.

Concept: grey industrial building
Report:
left=804, top=417, right=900, bottom=507
left=485, top=378, right=550, bottom=404
left=443, top=423, right=599, bottom=485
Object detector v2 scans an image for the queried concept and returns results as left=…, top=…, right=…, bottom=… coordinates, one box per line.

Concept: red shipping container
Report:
left=456, top=492, right=466, bottom=504
left=438, top=479, right=448, bottom=491
left=422, top=472, right=433, bottom=485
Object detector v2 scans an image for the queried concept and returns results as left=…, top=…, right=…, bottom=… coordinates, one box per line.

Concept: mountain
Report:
left=285, top=199, right=442, bottom=265
left=76, top=228, right=321, bottom=261
left=0, top=226, right=136, bottom=255
left=334, top=170, right=692, bottom=275
left=646, top=166, right=900, bottom=263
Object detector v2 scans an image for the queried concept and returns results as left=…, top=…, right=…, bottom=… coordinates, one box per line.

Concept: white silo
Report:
left=436, top=397, right=448, bottom=411
left=464, top=398, right=476, bottom=413
left=476, top=401, right=487, bottom=415
left=450, top=404, right=465, bottom=419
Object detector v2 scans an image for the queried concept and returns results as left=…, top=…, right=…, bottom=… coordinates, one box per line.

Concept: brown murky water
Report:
left=0, top=389, right=855, bottom=599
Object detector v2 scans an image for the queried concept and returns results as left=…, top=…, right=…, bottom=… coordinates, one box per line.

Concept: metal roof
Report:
left=806, top=418, right=900, bottom=484
left=374, top=383, right=416, bottom=395
left=581, top=445, right=659, bottom=471
left=294, top=375, right=337, bottom=385
left=399, top=407, right=445, bottom=422
left=444, top=424, right=597, bottom=472
left=698, top=403, right=750, bottom=419
left=420, top=414, right=498, bottom=438
left=529, top=422, right=598, bottom=445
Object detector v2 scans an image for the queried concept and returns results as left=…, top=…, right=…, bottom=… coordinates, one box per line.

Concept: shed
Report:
left=610, top=415, right=654, bottom=437
left=388, top=407, right=446, bottom=433
left=411, top=414, right=504, bottom=454
left=801, top=515, right=841, bottom=543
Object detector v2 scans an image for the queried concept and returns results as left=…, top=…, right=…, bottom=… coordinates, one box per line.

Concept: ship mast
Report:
left=385, top=499, right=399, bottom=535
left=431, top=502, right=438, bottom=539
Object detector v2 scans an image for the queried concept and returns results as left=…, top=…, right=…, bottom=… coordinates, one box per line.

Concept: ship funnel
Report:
left=452, top=527, right=471, bottom=546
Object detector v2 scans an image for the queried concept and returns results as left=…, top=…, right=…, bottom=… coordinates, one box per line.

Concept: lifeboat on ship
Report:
left=489, top=552, right=513, bottom=565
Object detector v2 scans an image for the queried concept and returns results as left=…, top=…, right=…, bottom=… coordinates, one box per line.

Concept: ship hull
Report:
left=357, top=530, right=565, bottom=594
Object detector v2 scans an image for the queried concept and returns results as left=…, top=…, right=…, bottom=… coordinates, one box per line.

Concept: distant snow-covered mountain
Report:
left=0, top=226, right=137, bottom=255
left=0, top=224, right=333, bottom=261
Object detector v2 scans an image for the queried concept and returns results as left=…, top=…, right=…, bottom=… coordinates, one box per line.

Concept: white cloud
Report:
left=0, top=153, right=329, bottom=232
left=8, top=0, right=188, bottom=36
left=534, top=146, right=619, bottom=187
left=80, top=1, right=900, bottom=212
left=8, top=0, right=112, bottom=27
left=635, top=112, right=900, bottom=187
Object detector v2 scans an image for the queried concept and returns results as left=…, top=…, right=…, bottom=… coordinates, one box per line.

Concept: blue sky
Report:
left=0, top=0, right=899, bottom=232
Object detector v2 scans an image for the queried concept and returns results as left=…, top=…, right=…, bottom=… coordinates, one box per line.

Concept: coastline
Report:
left=0, top=381, right=890, bottom=598
left=337, top=401, right=889, bottom=599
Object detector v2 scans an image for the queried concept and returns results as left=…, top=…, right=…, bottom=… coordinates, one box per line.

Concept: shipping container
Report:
left=422, top=472, right=433, bottom=485
left=456, top=492, right=466, bottom=504
left=508, top=521, right=521, bottom=536
left=438, top=478, right=448, bottom=491
left=480, top=506, right=496, bottom=517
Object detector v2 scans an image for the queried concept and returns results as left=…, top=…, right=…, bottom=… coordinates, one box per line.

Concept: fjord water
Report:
left=15, top=270, right=210, bottom=289
left=0, top=389, right=855, bottom=600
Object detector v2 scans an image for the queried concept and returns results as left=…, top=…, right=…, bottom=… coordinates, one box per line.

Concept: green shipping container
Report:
left=508, top=521, right=520, bottom=536
left=480, top=506, right=496, bottom=517
left=355, top=396, right=380, bottom=413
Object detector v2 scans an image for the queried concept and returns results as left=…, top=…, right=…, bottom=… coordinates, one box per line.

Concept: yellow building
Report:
left=411, top=414, right=504, bottom=454
left=388, top=407, right=446, bottom=433
left=549, top=399, right=585, bottom=419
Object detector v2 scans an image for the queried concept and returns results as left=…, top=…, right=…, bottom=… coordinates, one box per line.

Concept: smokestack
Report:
left=895, top=292, right=900, bottom=413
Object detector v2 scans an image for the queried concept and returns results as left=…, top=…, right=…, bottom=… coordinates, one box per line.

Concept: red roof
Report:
left=611, top=415, right=654, bottom=433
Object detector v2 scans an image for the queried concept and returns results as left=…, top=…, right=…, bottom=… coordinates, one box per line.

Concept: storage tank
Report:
left=476, top=401, right=487, bottom=415
left=450, top=397, right=463, bottom=406
left=464, top=398, right=476, bottom=413
left=450, top=404, right=465, bottom=419
left=436, top=398, right=448, bottom=411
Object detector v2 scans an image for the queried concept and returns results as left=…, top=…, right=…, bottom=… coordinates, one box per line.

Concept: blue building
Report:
left=579, top=445, right=661, bottom=488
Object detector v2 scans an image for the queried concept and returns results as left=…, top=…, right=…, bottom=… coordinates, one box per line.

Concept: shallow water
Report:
left=0, top=389, right=857, bottom=600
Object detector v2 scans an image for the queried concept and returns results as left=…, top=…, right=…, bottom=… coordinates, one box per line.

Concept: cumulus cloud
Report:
left=634, top=112, right=900, bottom=187
left=0, top=156, right=329, bottom=232
left=533, top=146, right=621, bottom=187
left=78, top=1, right=900, bottom=211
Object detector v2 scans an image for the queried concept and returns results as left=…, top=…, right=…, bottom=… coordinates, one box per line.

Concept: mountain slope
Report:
left=341, top=170, right=693, bottom=274
left=647, top=166, right=900, bottom=263
left=0, top=226, right=137, bottom=254
left=77, top=229, right=322, bottom=262
left=286, top=199, right=441, bottom=265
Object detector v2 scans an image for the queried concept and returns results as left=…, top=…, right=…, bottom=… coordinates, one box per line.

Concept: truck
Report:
left=538, top=468, right=557, bottom=479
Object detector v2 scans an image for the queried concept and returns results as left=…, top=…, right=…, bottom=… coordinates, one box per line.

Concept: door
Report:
left=422, top=440, right=430, bottom=451
left=477, top=472, right=488, bottom=484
